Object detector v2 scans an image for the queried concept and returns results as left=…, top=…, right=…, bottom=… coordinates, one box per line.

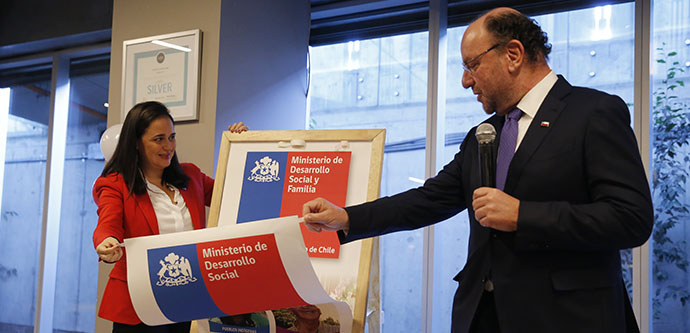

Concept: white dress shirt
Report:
left=146, top=179, right=193, bottom=234
left=514, top=70, right=558, bottom=150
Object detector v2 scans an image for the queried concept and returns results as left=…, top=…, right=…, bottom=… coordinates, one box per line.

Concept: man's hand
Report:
left=228, top=122, right=249, bottom=133
left=472, top=187, right=520, bottom=232
left=96, top=236, right=123, bottom=263
left=302, top=197, right=350, bottom=233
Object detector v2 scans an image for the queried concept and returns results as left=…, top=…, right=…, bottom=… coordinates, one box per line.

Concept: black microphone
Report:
left=476, top=123, right=497, bottom=187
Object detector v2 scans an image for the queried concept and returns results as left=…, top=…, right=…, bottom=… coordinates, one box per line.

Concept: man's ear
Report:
left=505, top=39, right=525, bottom=72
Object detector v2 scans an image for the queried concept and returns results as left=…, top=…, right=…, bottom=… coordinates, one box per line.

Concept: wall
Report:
left=102, top=0, right=223, bottom=331
left=214, top=0, right=309, bottom=165
left=108, top=0, right=223, bottom=173
left=103, top=0, right=309, bottom=331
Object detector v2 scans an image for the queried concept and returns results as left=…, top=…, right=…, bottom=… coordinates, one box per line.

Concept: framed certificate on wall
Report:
left=121, top=29, right=202, bottom=122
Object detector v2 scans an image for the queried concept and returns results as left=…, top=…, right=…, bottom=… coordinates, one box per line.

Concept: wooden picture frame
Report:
left=208, top=129, right=386, bottom=333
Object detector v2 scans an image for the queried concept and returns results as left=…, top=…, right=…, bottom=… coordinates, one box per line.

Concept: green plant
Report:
left=621, top=248, right=633, bottom=296
left=272, top=308, right=296, bottom=328
left=651, top=44, right=690, bottom=319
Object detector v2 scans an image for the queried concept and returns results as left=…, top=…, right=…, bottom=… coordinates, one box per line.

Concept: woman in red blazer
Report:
left=93, top=101, right=247, bottom=332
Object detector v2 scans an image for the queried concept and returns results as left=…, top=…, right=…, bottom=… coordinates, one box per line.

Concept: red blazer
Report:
left=92, top=163, right=214, bottom=324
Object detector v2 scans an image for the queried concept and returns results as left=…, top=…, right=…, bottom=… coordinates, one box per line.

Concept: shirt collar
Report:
left=145, top=178, right=173, bottom=195
left=515, top=70, right=558, bottom=120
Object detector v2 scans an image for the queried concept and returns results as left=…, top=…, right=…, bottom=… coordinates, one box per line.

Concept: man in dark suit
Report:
left=302, top=7, right=652, bottom=333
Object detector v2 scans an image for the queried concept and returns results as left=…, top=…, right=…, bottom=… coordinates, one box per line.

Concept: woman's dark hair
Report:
left=485, top=11, right=552, bottom=62
left=101, top=101, right=189, bottom=195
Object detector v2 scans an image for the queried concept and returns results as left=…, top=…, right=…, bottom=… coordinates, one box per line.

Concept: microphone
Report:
left=476, top=123, right=496, bottom=187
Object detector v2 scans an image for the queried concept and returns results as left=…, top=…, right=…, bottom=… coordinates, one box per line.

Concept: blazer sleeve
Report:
left=342, top=133, right=472, bottom=243
left=92, top=174, right=126, bottom=248
left=516, top=94, right=653, bottom=251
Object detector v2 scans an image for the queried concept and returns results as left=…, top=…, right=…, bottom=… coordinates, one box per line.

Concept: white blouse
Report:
left=145, top=179, right=193, bottom=234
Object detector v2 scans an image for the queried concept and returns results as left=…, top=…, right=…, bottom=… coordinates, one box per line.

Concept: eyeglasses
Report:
left=462, top=43, right=502, bottom=74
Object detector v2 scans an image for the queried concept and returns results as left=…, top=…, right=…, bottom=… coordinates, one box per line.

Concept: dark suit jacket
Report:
left=92, top=163, right=214, bottom=325
left=341, top=76, right=653, bottom=333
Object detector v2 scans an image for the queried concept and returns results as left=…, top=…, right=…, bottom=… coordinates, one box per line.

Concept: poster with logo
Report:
left=126, top=216, right=352, bottom=332
left=236, top=151, right=351, bottom=259
left=210, top=130, right=386, bottom=333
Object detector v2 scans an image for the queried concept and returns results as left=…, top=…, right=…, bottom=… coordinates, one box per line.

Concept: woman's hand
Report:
left=96, top=236, right=123, bottom=263
left=228, top=122, right=249, bottom=133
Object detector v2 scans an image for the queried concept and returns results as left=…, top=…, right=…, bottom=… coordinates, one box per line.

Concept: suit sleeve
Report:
left=516, top=95, right=653, bottom=251
left=92, top=176, right=126, bottom=248
left=341, top=135, right=471, bottom=243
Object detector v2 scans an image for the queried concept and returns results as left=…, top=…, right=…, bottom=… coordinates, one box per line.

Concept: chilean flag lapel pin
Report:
left=540, top=121, right=550, bottom=127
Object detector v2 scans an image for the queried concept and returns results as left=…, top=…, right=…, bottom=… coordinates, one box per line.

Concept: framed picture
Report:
left=208, top=129, right=387, bottom=333
left=121, top=29, right=202, bottom=122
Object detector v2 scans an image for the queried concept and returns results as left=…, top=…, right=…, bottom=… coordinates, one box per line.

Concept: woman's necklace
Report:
left=144, top=175, right=178, bottom=204
left=160, top=181, right=177, bottom=205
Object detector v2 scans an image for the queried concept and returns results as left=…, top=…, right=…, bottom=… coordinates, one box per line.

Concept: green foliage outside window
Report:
left=651, top=44, right=690, bottom=318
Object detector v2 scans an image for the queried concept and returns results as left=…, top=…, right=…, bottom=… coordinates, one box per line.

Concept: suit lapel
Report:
left=504, top=76, right=572, bottom=192
left=134, top=192, right=160, bottom=234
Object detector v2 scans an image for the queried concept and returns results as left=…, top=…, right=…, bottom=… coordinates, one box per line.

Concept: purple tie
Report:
left=496, top=108, right=522, bottom=190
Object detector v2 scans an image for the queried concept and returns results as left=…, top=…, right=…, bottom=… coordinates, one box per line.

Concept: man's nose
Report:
left=461, top=70, right=474, bottom=89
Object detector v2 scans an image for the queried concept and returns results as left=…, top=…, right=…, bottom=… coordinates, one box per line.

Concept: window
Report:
left=650, top=0, right=690, bottom=331
left=534, top=2, right=636, bottom=299
left=435, top=4, right=636, bottom=332
left=52, top=61, right=109, bottom=332
left=309, top=32, right=429, bottom=332
left=310, top=3, right=636, bottom=332
left=0, top=69, right=51, bottom=331
left=0, top=50, right=109, bottom=332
